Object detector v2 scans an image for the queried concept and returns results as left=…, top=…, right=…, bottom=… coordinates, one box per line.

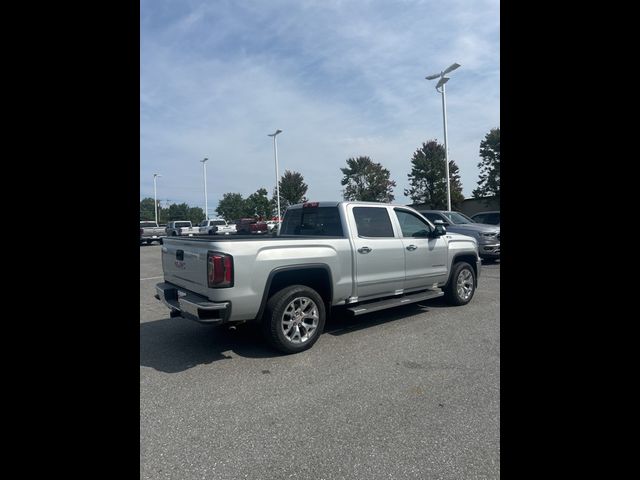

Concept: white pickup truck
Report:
left=156, top=201, right=481, bottom=353
left=198, top=219, right=237, bottom=235
left=165, top=221, right=199, bottom=237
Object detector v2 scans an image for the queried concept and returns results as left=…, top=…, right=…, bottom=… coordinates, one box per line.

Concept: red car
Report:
left=235, top=218, right=268, bottom=235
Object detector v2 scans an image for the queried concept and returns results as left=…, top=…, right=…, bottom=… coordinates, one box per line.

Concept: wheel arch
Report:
left=446, top=253, right=479, bottom=287
left=256, top=264, right=333, bottom=320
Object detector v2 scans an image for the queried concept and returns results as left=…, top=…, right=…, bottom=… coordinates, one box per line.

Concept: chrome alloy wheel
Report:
left=281, top=296, right=320, bottom=344
left=456, top=268, right=474, bottom=301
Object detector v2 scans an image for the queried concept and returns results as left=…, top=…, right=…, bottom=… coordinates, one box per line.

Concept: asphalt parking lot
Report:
left=140, top=244, right=500, bottom=479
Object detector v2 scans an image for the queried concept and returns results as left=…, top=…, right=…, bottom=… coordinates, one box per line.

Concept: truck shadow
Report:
left=139, top=318, right=279, bottom=373
left=140, top=299, right=450, bottom=373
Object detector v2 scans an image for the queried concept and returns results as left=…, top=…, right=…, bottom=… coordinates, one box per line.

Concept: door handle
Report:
left=406, top=245, right=418, bottom=251
left=357, top=246, right=372, bottom=254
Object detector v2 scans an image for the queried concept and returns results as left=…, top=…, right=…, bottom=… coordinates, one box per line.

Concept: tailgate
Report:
left=161, top=239, right=212, bottom=297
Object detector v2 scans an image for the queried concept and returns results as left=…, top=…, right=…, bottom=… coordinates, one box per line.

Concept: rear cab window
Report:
left=280, top=206, right=344, bottom=236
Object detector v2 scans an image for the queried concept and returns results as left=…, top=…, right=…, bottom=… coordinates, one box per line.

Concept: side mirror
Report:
left=429, top=221, right=447, bottom=237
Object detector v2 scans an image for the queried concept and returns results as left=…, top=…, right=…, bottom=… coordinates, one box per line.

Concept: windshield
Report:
left=443, top=212, right=474, bottom=224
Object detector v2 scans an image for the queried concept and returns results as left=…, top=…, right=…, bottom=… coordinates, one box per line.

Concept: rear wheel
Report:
left=444, top=261, right=476, bottom=306
left=263, top=285, right=326, bottom=354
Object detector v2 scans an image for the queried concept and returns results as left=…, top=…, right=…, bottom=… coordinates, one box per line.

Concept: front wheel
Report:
left=444, top=261, right=476, bottom=306
left=263, top=285, right=326, bottom=354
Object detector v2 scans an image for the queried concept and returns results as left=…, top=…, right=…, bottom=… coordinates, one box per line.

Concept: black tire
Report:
left=159, top=239, right=163, bottom=245
left=171, top=231, right=177, bottom=236
left=444, top=261, right=476, bottom=306
left=262, top=285, right=326, bottom=354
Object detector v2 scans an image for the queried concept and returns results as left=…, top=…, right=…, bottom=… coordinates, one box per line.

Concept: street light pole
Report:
left=268, top=130, right=283, bottom=224
left=200, top=158, right=209, bottom=220
left=153, top=173, right=162, bottom=224
left=440, top=82, right=451, bottom=212
left=426, top=62, right=460, bottom=211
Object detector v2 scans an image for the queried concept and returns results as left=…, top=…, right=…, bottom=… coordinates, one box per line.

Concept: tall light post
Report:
left=200, top=158, right=209, bottom=220
left=153, top=173, right=162, bottom=224
left=268, top=129, right=283, bottom=224
left=426, top=62, right=461, bottom=211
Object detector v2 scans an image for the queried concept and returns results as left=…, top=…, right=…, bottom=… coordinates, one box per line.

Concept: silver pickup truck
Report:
left=155, top=201, right=481, bottom=353
left=140, top=221, right=166, bottom=245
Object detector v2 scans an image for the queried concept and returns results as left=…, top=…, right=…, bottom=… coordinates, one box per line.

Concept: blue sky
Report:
left=141, top=0, right=499, bottom=215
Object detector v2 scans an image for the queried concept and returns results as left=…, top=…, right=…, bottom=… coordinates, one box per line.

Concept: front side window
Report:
left=353, top=207, right=394, bottom=238
left=394, top=210, right=432, bottom=237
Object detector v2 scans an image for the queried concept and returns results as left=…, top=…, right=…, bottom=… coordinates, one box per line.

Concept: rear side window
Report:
left=280, top=207, right=344, bottom=236
left=353, top=207, right=394, bottom=237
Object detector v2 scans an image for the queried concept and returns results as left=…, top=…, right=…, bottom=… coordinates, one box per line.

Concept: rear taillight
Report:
left=207, top=251, right=234, bottom=288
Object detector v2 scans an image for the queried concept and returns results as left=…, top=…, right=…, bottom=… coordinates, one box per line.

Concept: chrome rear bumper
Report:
left=154, top=282, right=231, bottom=325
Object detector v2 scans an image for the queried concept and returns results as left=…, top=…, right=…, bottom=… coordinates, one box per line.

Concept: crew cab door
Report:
left=392, top=208, right=449, bottom=290
left=346, top=205, right=405, bottom=300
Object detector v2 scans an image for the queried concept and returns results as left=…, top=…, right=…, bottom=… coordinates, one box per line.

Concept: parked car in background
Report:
left=236, top=218, right=268, bottom=235
left=140, top=221, right=166, bottom=245
left=198, top=219, right=237, bottom=235
left=165, top=221, right=199, bottom=237
left=470, top=210, right=500, bottom=225
left=416, top=209, right=500, bottom=261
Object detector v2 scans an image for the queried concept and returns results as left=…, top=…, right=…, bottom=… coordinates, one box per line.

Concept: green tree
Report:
left=216, top=193, right=247, bottom=221
left=246, top=188, right=273, bottom=220
left=140, top=197, right=156, bottom=221
left=472, top=127, right=500, bottom=201
left=405, top=140, right=464, bottom=210
left=187, top=206, right=205, bottom=224
left=278, top=170, right=308, bottom=209
left=340, top=156, right=396, bottom=202
left=166, top=203, right=190, bottom=221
